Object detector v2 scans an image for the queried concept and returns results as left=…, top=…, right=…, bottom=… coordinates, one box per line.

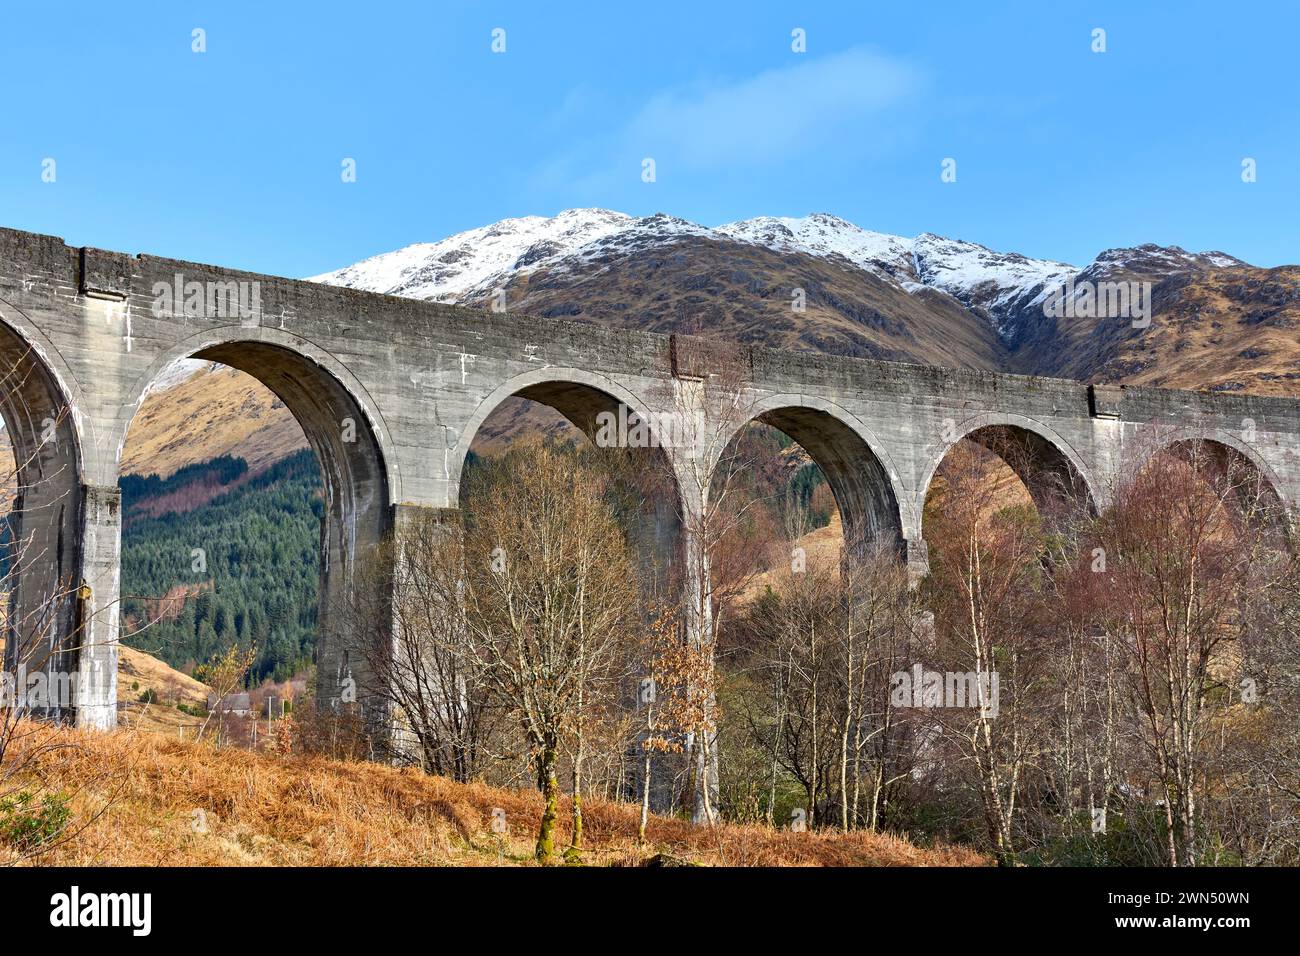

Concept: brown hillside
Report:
left=468, top=235, right=1012, bottom=369
left=116, top=643, right=211, bottom=737
left=2, top=721, right=986, bottom=867
left=122, top=364, right=307, bottom=479
left=1013, top=265, right=1300, bottom=396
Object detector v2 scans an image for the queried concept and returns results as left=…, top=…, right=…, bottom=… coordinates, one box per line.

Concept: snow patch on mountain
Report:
left=562, top=213, right=717, bottom=268
left=911, top=233, right=1075, bottom=305
left=906, top=233, right=1078, bottom=335
left=1083, top=244, right=1248, bottom=279
left=308, top=208, right=632, bottom=301
left=717, top=213, right=915, bottom=282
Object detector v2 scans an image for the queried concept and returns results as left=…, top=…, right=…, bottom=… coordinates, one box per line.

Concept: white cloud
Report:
left=625, top=47, right=924, bottom=170
left=533, top=48, right=925, bottom=195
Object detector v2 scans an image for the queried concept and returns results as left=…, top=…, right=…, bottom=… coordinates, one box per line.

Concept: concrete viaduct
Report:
left=1, top=224, right=1297, bottom=730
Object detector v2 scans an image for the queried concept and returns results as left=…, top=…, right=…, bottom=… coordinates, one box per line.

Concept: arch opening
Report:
left=748, top=406, right=903, bottom=557
left=118, top=342, right=391, bottom=732
left=441, top=376, right=684, bottom=793
left=459, top=378, right=684, bottom=597
left=1137, top=437, right=1293, bottom=550
left=697, top=404, right=906, bottom=830
left=0, top=318, right=83, bottom=720
left=922, top=423, right=1096, bottom=547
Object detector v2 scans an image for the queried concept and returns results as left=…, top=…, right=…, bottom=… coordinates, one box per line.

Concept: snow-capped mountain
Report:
left=1076, top=243, right=1247, bottom=285
left=311, top=208, right=1249, bottom=346
left=309, top=209, right=1083, bottom=338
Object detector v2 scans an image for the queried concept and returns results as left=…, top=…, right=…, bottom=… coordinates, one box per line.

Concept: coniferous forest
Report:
left=118, top=450, right=323, bottom=683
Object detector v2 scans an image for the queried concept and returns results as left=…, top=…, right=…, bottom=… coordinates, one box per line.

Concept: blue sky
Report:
left=2, top=1, right=1296, bottom=277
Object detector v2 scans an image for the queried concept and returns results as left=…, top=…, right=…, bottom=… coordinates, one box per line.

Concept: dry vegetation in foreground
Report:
left=1, top=721, right=985, bottom=867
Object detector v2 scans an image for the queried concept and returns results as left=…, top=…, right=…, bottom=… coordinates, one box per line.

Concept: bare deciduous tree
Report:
left=1077, top=436, right=1299, bottom=866
left=347, top=512, right=496, bottom=781
left=457, top=441, right=637, bottom=863
left=922, top=437, right=1061, bottom=865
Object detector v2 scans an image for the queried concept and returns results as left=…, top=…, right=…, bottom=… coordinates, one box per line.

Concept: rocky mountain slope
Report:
left=1002, top=246, right=1300, bottom=393
left=124, top=208, right=1297, bottom=477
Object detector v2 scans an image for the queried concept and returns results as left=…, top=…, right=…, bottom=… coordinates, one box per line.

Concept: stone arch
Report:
left=715, top=394, right=907, bottom=555
left=450, top=367, right=681, bottom=502
left=1130, top=428, right=1293, bottom=541
left=0, top=300, right=85, bottom=719
left=917, top=413, right=1098, bottom=536
left=452, top=366, right=685, bottom=589
left=122, top=326, right=400, bottom=501
left=121, top=328, right=395, bottom=709
left=0, top=302, right=83, bottom=487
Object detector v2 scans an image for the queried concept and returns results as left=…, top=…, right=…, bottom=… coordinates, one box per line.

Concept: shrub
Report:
left=0, top=790, right=72, bottom=851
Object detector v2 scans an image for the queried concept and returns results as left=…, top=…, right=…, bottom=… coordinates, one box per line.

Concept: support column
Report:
left=391, top=503, right=460, bottom=765
left=322, top=502, right=461, bottom=760
left=3, top=476, right=80, bottom=723
left=902, top=536, right=929, bottom=583
left=680, top=506, right=720, bottom=824
left=74, top=484, right=120, bottom=730
left=2, top=482, right=119, bottom=729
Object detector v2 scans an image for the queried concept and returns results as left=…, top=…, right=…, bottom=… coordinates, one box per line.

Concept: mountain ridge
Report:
left=307, top=208, right=1250, bottom=345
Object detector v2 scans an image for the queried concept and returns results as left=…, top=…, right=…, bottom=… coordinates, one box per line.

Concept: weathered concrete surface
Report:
left=1, top=225, right=1297, bottom=728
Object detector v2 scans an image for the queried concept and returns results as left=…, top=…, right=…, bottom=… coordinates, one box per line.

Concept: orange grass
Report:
left=1, top=721, right=986, bottom=867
